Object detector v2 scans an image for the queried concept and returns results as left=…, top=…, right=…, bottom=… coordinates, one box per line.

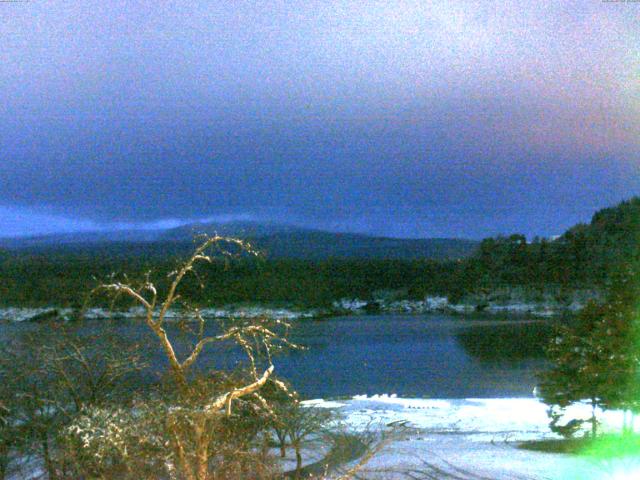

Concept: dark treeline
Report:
left=0, top=197, right=637, bottom=308
left=474, top=197, right=640, bottom=288
left=0, top=252, right=459, bottom=307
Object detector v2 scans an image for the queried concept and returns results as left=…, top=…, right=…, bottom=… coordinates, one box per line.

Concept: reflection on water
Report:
left=273, top=315, right=554, bottom=399
left=454, top=321, right=551, bottom=363
left=0, top=314, right=555, bottom=399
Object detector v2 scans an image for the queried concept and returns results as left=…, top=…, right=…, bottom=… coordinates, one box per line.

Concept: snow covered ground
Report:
left=304, top=396, right=640, bottom=480
left=0, top=305, right=318, bottom=323
left=0, top=292, right=587, bottom=323
left=332, top=294, right=591, bottom=317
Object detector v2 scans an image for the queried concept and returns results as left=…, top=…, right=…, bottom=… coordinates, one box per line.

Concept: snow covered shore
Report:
left=0, top=305, right=319, bottom=323
left=332, top=295, right=587, bottom=318
left=304, top=395, right=640, bottom=480
left=0, top=286, right=598, bottom=323
left=0, top=296, right=580, bottom=323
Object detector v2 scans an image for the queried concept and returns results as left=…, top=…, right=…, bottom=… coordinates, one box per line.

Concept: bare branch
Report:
left=157, top=235, right=256, bottom=326
left=205, top=365, right=275, bottom=417
left=99, top=283, right=153, bottom=311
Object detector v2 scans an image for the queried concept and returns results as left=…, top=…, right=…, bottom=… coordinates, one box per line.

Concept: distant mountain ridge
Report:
left=0, top=221, right=479, bottom=260
left=0, top=199, right=637, bottom=308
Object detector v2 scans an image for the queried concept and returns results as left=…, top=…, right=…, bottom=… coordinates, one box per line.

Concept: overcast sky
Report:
left=1, top=1, right=638, bottom=239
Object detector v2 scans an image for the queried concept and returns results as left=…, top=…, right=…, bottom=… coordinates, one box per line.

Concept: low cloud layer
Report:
left=1, top=1, right=638, bottom=238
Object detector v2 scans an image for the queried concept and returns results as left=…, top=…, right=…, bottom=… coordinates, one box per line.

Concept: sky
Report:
left=0, top=0, right=639, bottom=239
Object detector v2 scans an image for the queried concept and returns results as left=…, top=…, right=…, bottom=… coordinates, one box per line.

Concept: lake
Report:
left=1, top=313, right=554, bottom=399
left=277, top=314, right=553, bottom=398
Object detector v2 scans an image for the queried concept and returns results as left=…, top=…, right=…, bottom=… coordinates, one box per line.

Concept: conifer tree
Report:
left=539, top=263, right=640, bottom=437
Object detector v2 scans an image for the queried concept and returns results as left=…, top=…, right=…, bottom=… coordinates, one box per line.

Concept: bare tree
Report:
left=0, top=397, right=15, bottom=480
left=0, top=324, right=148, bottom=480
left=88, top=235, right=296, bottom=480
left=285, top=403, right=334, bottom=478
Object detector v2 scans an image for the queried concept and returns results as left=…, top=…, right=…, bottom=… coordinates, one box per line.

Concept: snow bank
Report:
left=1, top=289, right=593, bottom=323
left=331, top=295, right=587, bottom=317
left=308, top=395, right=628, bottom=438
left=0, top=307, right=75, bottom=323
left=304, top=396, right=638, bottom=480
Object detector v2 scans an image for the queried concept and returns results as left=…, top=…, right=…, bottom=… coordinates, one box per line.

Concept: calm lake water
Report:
left=279, top=315, right=553, bottom=399
left=1, top=314, right=554, bottom=399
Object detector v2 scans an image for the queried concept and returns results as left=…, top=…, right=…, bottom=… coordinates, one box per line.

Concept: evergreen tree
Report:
left=539, top=302, right=609, bottom=437
left=539, top=262, right=640, bottom=437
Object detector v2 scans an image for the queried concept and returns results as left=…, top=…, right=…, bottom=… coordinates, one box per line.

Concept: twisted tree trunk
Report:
left=295, top=443, right=302, bottom=479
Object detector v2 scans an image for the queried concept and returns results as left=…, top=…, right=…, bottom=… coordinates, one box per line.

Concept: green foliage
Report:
left=539, top=261, right=640, bottom=438
left=520, top=434, right=640, bottom=457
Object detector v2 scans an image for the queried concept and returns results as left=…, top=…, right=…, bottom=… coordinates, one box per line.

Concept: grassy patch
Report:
left=519, top=438, right=590, bottom=454
left=520, top=434, right=640, bottom=459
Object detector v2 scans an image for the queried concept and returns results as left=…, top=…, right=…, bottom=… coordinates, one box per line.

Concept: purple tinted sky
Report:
left=1, top=1, right=638, bottom=238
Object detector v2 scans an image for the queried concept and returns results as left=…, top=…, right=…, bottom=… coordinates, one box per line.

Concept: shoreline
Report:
left=0, top=297, right=584, bottom=323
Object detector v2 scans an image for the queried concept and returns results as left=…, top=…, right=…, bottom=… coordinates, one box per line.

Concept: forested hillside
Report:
left=467, top=197, right=640, bottom=290
left=0, top=198, right=637, bottom=308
